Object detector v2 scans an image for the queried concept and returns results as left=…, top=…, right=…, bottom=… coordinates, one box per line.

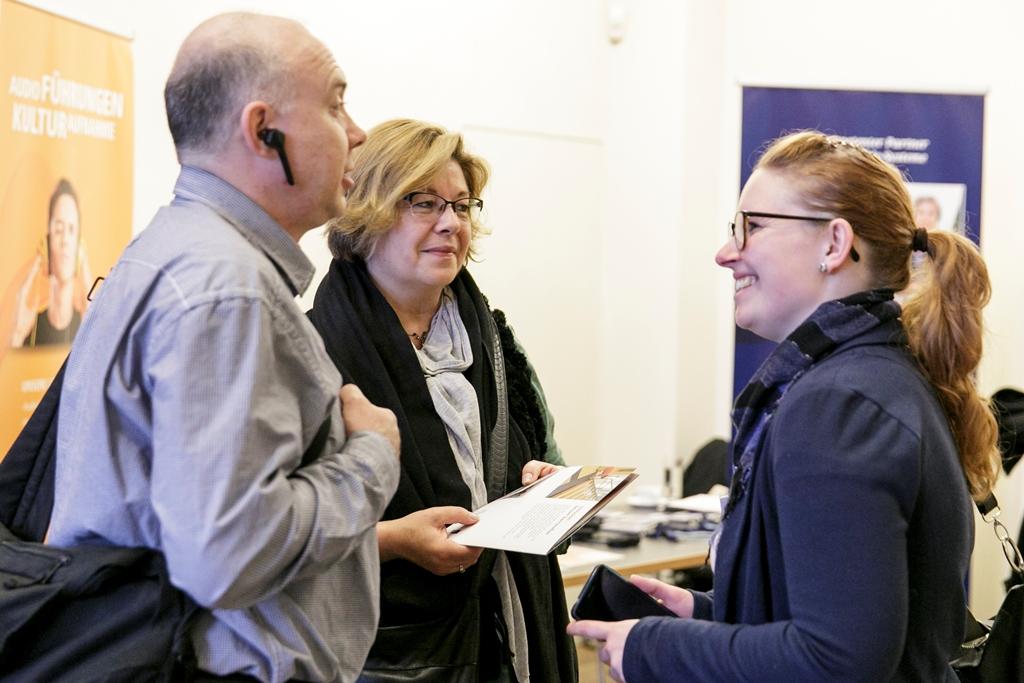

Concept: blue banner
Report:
left=733, top=87, right=985, bottom=397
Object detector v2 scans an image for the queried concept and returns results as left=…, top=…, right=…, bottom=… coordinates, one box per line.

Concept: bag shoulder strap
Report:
left=975, top=493, right=1024, bottom=579
left=484, top=311, right=509, bottom=503
left=0, top=358, right=67, bottom=541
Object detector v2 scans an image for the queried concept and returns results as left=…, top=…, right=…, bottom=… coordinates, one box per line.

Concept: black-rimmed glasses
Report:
left=401, top=192, right=483, bottom=222
left=728, top=210, right=861, bottom=262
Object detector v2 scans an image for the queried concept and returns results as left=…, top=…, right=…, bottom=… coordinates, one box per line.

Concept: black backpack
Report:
left=0, top=361, right=199, bottom=683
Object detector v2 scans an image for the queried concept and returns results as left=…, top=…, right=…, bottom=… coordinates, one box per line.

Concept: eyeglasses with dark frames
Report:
left=728, top=210, right=860, bottom=262
left=401, top=192, right=483, bottom=222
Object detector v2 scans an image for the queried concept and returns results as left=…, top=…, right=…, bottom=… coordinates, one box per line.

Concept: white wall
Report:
left=31, top=0, right=1024, bottom=615
left=41, top=0, right=709, bottom=496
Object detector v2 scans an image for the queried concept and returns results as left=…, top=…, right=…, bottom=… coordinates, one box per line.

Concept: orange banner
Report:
left=0, top=0, right=133, bottom=458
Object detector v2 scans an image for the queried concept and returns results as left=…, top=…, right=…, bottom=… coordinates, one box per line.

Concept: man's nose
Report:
left=347, top=118, right=367, bottom=150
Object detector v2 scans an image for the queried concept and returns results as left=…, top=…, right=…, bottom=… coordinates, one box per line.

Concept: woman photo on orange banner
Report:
left=8, top=178, right=92, bottom=347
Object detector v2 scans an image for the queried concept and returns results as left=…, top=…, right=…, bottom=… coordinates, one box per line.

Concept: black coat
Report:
left=625, top=321, right=972, bottom=682
left=308, top=258, right=576, bottom=683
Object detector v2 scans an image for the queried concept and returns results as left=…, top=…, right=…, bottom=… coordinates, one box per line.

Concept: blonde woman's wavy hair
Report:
left=757, top=130, right=999, bottom=501
left=326, top=118, right=489, bottom=261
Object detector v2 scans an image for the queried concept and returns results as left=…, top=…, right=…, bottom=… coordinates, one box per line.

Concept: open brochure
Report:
left=447, top=465, right=638, bottom=555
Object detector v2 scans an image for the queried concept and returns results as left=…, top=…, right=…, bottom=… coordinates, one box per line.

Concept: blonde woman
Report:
left=309, top=119, right=574, bottom=683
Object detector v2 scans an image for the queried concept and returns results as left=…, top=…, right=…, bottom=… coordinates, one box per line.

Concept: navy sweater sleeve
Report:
left=622, top=383, right=921, bottom=682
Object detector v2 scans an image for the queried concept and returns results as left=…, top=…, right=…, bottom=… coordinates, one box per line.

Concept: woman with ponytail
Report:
left=569, top=130, right=998, bottom=682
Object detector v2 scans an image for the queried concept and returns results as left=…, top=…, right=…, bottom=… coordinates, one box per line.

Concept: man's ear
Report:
left=239, top=101, right=275, bottom=158
left=823, top=217, right=857, bottom=271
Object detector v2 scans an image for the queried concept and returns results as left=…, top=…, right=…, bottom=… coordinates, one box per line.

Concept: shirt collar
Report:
left=172, top=165, right=315, bottom=296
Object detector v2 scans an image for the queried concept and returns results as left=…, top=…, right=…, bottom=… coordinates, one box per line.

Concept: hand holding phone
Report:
left=571, top=564, right=677, bottom=621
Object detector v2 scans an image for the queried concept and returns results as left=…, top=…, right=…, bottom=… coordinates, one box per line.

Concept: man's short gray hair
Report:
left=164, top=45, right=274, bottom=155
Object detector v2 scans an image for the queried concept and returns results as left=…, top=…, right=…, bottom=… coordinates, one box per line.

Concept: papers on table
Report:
left=556, top=543, right=624, bottom=572
left=666, top=493, right=724, bottom=515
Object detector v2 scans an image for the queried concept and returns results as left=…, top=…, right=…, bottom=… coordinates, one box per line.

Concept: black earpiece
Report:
left=258, top=127, right=283, bottom=147
left=258, top=128, right=295, bottom=186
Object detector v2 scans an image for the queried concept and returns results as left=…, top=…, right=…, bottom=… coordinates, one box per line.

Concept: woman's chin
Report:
left=410, top=270, right=458, bottom=293
left=735, top=314, right=770, bottom=342
left=431, top=264, right=462, bottom=286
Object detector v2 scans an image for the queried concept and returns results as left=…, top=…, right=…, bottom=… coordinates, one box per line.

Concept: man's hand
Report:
left=377, top=506, right=483, bottom=574
left=339, top=383, right=400, bottom=457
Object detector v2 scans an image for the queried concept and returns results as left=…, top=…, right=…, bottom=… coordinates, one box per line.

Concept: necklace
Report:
left=409, top=328, right=429, bottom=349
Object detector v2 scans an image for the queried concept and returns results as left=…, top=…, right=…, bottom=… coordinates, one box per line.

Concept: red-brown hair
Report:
left=757, top=131, right=999, bottom=500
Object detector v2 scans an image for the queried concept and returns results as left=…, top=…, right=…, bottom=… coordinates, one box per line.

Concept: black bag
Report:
left=0, top=359, right=66, bottom=540
left=358, top=589, right=483, bottom=683
left=952, top=494, right=1024, bottom=682
left=0, top=360, right=199, bottom=682
left=0, top=523, right=199, bottom=682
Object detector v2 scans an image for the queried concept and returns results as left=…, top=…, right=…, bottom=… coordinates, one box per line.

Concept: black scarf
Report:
left=725, top=289, right=902, bottom=519
left=308, top=258, right=575, bottom=682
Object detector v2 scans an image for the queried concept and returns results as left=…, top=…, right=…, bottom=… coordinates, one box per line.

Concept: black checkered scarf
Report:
left=723, top=289, right=901, bottom=519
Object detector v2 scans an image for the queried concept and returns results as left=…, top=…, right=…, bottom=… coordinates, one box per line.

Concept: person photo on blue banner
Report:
left=909, top=182, right=967, bottom=234
left=914, top=195, right=942, bottom=230
left=568, top=130, right=1000, bottom=682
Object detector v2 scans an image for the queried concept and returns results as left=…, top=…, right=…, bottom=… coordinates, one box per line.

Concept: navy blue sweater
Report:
left=624, top=322, right=971, bottom=682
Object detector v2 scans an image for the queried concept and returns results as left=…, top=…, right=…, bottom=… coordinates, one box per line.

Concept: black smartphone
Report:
left=571, top=564, right=677, bottom=621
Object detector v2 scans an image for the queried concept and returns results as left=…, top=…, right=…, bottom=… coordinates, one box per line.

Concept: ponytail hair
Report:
left=757, top=130, right=999, bottom=500
left=901, top=230, right=999, bottom=499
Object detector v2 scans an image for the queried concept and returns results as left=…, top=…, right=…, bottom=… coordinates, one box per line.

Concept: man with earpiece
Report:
left=47, top=12, right=401, bottom=683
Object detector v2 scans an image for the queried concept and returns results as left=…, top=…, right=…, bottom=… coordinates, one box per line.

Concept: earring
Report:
left=818, top=262, right=827, bottom=273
